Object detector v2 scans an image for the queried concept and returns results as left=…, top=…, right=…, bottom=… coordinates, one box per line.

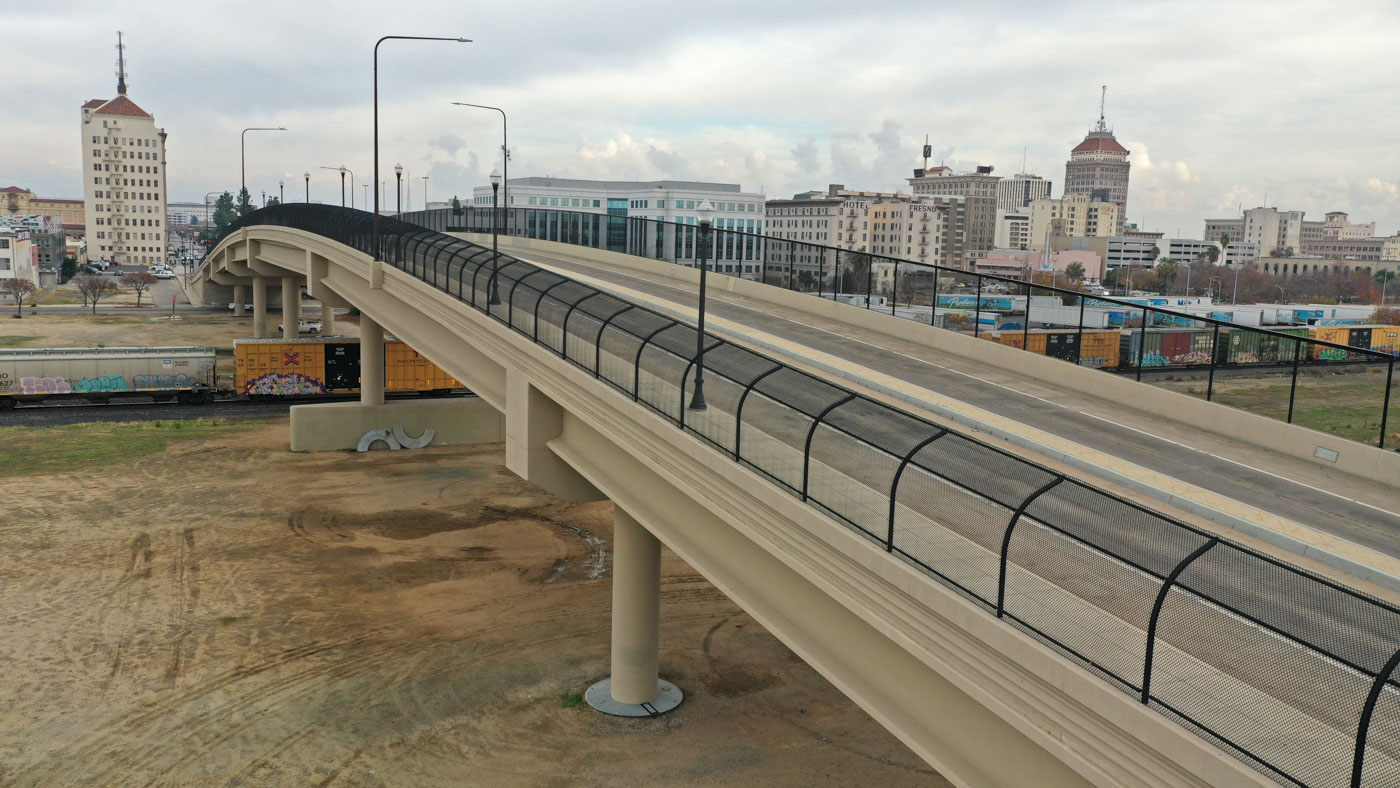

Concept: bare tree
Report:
left=120, top=271, right=158, bottom=307
left=1, top=278, right=36, bottom=318
left=74, top=274, right=119, bottom=314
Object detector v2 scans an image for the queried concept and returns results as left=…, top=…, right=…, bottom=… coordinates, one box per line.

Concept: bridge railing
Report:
left=220, top=204, right=1400, bottom=788
left=399, top=205, right=1397, bottom=450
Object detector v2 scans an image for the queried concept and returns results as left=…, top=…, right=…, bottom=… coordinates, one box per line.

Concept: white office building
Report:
left=472, top=177, right=766, bottom=277
left=80, top=39, right=168, bottom=267
left=996, top=173, right=1052, bottom=211
left=0, top=228, right=38, bottom=287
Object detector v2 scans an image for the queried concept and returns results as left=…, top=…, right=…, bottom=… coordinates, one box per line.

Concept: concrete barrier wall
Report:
left=289, top=395, right=504, bottom=452
left=462, top=233, right=1400, bottom=488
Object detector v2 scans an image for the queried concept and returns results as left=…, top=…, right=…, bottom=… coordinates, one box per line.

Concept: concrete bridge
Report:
left=196, top=205, right=1400, bottom=788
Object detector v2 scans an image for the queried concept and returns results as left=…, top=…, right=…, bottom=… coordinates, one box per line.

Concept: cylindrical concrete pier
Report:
left=610, top=506, right=662, bottom=704
left=281, top=277, right=300, bottom=339
left=360, top=316, right=385, bottom=405
left=233, top=284, right=246, bottom=317
left=251, top=277, right=268, bottom=337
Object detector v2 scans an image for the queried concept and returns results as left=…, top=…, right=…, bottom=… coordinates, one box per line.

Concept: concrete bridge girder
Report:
left=203, top=227, right=1272, bottom=788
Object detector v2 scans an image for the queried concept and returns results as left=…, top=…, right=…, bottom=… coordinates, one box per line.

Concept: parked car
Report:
left=84, top=265, right=103, bottom=275
left=228, top=302, right=255, bottom=311
left=277, top=319, right=323, bottom=334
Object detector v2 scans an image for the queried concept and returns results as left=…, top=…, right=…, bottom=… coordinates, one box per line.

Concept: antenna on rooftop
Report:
left=115, top=31, right=128, bottom=95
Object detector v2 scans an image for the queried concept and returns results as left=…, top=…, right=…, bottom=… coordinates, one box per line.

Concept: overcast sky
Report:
left=5, top=1, right=1399, bottom=237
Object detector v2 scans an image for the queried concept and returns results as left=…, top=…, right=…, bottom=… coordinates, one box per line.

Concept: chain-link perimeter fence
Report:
left=220, top=205, right=1400, bottom=787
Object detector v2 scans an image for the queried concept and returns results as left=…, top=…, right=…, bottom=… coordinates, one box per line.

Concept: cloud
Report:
left=791, top=136, right=820, bottom=174
left=646, top=145, right=693, bottom=179
left=431, top=134, right=466, bottom=156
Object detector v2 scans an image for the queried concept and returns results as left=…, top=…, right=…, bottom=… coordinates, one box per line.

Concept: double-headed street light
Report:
left=374, top=35, right=471, bottom=262
left=240, top=126, right=286, bottom=214
left=689, top=200, right=715, bottom=411
left=394, top=163, right=403, bottom=215
left=319, top=166, right=354, bottom=208
left=488, top=169, right=502, bottom=306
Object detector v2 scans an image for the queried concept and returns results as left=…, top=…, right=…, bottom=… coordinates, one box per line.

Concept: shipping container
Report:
left=233, top=338, right=459, bottom=397
left=1309, top=325, right=1400, bottom=361
left=980, top=329, right=1121, bottom=369
left=0, top=346, right=217, bottom=408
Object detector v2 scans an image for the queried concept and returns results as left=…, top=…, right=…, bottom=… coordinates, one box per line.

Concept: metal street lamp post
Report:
left=1183, top=262, right=1191, bottom=297
left=1276, top=284, right=1286, bottom=303
left=279, top=180, right=284, bottom=204
left=451, top=102, right=508, bottom=230
left=689, top=200, right=715, bottom=411
left=394, top=163, right=403, bottom=215
left=319, top=166, right=353, bottom=208
left=488, top=170, right=502, bottom=305
left=421, top=175, right=429, bottom=211
left=373, top=35, right=471, bottom=262
left=304, top=171, right=310, bottom=202
left=240, top=126, right=286, bottom=214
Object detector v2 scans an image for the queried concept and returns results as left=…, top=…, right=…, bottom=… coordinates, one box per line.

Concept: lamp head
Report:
left=339, top=166, right=347, bottom=175
left=489, top=169, right=502, bottom=187
left=394, top=163, right=403, bottom=177
left=696, top=199, right=715, bottom=225
left=304, top=171, right=310, bottom=179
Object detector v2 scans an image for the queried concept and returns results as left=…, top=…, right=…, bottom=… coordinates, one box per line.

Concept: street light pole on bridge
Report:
left=373, top=35, right=471, bottom=261
left=451, top=102, right=509, bottom=230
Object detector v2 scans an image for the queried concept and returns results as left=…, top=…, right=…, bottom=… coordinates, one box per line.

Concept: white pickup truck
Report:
left=276, top=319, right=323, bottom=334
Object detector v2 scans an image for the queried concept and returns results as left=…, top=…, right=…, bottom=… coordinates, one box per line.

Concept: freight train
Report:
left=979, top=324, right=1399, bottom=373
left=0, top=338, right=461, bottom=409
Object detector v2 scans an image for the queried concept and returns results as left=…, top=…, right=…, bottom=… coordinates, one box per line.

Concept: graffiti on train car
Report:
left=244, top=372, right=328, bottom=396
left=20, top=376, right=74, bottom=394
left=132, top=373, right=195, bottom=389
left=73, top=375, right=129, bottom=393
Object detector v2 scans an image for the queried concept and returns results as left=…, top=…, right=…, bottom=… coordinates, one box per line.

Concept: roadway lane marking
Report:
left=1078, top=411, right=1400, bottom=521
left=518, top=250, right=1400, bottom=521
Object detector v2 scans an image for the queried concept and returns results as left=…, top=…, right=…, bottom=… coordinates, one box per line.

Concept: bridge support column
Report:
left=233, top=285, right=246, bottom=317
left=360, top=316, right=385, bottom=406
left=281, top=276, right=301, bottom=339
left=251, top=277, right=269, bottom=337
left=586, top=506, right=682, bottom=716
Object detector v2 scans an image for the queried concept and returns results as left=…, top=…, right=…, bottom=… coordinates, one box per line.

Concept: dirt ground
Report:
left=0, top=312, right=359, bottom=350
left=0, top=420, right=942, bottom=786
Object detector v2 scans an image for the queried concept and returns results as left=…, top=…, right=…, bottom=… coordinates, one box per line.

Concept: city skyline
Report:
left=3, top=1, right=1399, bottom=239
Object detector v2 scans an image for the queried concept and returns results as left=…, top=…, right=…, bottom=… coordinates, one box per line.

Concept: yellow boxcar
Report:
left=1309, top=325, right=1400, bottom=360
left=979, top=329, right=1121, bottom=369
left=234, top=338, right=459, bottom=396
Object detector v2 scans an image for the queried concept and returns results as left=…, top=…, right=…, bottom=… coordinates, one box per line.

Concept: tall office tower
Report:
left=1064, top=86, right=1130, bottom=232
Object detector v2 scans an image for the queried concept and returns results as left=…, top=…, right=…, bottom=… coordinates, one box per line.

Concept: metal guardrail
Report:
left=400, top=205, right=1397, bottom=449
left=217, top=205, right=1400, bottom=787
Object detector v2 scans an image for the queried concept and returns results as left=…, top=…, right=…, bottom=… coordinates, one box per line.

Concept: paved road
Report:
left=506, top=246, right=1400, bottom=562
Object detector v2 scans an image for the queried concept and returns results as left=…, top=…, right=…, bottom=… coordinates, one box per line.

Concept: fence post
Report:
left=1141, top=538, right=1218, bottom=702
left=996, top=476, right=1064, bottom=617
left=1022, top=278, right=1032, bottom=351
left=733, top=365, right=784, bottom=462
left=593, top=305, right=635, bottom=377
left=930, top=267, right=940, bottom=326
left=1075, top=295, right=1086, bottom=365
left=801, top=394, right=857, bottom=501
left=1286, top=338, right=1302, bottom=424
left=886, top=430, right=948, bottom=551
left=1135, top=307, right=1149, bottom=381
left=891, top=261, right=899, bottom=315
left=865, top=257, right=873, bottom=310
left=1380, top=358, right=1394, bottom=450
left=1352, top=647, right=1400, bottom=788
left=818, top=250, right=826, bottom=300
left=974, top=275, right=983, bottom=339
left=1207, top=323, right=1221, bottom=402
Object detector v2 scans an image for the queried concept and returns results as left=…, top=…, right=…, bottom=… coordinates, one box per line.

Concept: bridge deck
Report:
left=500, top=243, right=1400, bottom=576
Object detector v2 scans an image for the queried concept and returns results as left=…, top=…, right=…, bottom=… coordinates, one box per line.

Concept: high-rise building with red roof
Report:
left=1064, top=89, right=1130, bottom=232
left=80, top=32, right=168, bottom=266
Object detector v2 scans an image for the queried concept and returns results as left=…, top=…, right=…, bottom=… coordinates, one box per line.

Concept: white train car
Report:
left=0, top=346, right=217, bottom=409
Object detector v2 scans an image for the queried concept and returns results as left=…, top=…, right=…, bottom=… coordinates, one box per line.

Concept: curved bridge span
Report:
left=199, top=205, right=1400, bottom=788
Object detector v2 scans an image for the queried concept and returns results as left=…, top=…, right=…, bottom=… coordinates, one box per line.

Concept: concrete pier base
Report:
left=288, top=397, right=503, bottom=452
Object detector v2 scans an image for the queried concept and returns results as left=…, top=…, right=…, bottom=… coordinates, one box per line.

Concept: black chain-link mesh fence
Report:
left=217, top=205, right=1400, bottom=787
